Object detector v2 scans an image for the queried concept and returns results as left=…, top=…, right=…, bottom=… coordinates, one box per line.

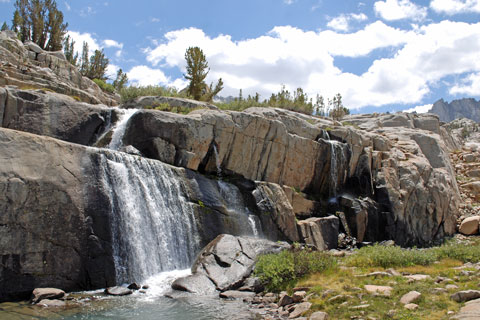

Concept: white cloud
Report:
left=67, top=31, right=100, bottom=56
left=0, top=0, right=10, bottom=2
left=450, top=72, right=480, bottom=95
left=284, top=0, right=296, bottom=4
left=374, top=0, right=428, bottom=20
left=105, top=64, right=119, bottom=80
left=404, top=104, right=433, bottom=113
left=127, top=65, right=169, bottom=86
left=141, top=20, right=480, bottom=109
left=79, top=6, right=95, bottom=17
left=327, top=13, right=368, bottom=32
left=64, top=1, right=71, bottom=11
left=103, top=39, right=123, bottom=49
left=430, top=0, right=480, bottom=14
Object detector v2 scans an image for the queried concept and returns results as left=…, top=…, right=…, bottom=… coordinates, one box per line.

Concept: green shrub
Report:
left=93, top=78, right=115, bottom=93
left=345, top=245, right=437, bottom=268
left=434, top=241, right=480, bottom=263
left=254, top=249, right=336, bottom=292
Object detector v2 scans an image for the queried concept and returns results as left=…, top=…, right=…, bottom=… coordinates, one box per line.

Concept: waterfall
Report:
left=325, top=140, right=349, bottom=198
left=109, top=108, right=139, bottom=151
left=99, top=151, right=200, bottom=284
left=213, top=144, right=222, bottom=176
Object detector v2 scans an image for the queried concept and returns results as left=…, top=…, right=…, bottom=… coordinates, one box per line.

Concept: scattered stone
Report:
left=350, top=304, right=370, bottom=310
left=459, top=216, right=480, bottom=235
left=142, top=285, right=150, bottom=289
left=446, top=284, right=459, bottom=290
left=105, top=286, right=133, bottom=296
left=364, top=285, right=393, bottom=296
left=309, top=311, right=328, bottom=320
left=219, top=290, right=256, bottom=300
left=278, top=292, right=294, bottom=306
left=360, top=272, right=392, bottom=278
left=386, top=269, right=402, bottom=276
left=31, top=288, right=65, bottom=303
left=293, top=291, right=307, bottom=303
left=289, top=302, right=312, bottom=319
left=238, top=277, right=264, bottom=293
left=451, top=290, right=480, bottom=303
left=404, top=303, right=419, bottom=310
left=404, top=274, right=431, bottom=281
left=400, top=291, right=421, bottom=304
left=37, top=299, right=66, bottom=307
left=433, top=288, right=448, bottom=294
left=127, top=283, right=141, bottom=290
left=328, top=295, right=352, bottom=303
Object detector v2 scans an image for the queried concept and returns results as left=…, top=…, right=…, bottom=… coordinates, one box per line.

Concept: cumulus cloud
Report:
left=327, top=13, right=368, bottom=32
left=374, top=0, right=428, bottom=20
left=403, top=104, right=433, bottom=113
left=67, top=31, right=100, bottom=56
left=140, top=20, right=480, bottom=109
left=430, top=0, right=480, bottom=14
left=450, top=72, right=480, bottom=95
left=103, top=39, right=123, bottom=49
left=105, top=64, right=119, bottom=80
left=127, top=65, right=169, bottom=86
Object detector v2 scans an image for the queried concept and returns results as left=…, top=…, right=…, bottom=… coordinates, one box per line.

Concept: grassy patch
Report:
left=93, top=78, right=115, bottom=93
left=254, top=249, right=337, bottom=292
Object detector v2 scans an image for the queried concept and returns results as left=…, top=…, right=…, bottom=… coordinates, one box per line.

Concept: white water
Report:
left=326, top=140, right=348, bottom=198
left=213, top=144, right=222, bottom=176
left=100, top=151, right=200, bottom=285
left=109, top=108, right=139, bottom=150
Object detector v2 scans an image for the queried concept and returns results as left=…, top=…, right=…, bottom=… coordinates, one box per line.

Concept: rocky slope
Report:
left=0, top=31, right=119, bottom=106
left=431, top=98, right=480, bottom=123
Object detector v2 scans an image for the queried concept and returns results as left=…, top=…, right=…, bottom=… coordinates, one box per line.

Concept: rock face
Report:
left=122, top=107, right=460, bottom=246
left=297, top=216, right=339, bottom=250
left=0, top=31, right=119, bottom=106
left=0, top=87, right=117, bottom=145
left=172, top=234, right=288, bottom=293
left=431, top=98, right=480, bottom=123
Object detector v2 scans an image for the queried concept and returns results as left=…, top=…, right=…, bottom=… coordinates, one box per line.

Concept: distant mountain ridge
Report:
left=430, top=98, right=480, bottom=123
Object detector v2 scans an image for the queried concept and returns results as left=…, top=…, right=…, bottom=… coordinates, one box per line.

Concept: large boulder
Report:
left=172, top=234, right=289, bottom=293
left=297, top=216, right=339, bottom=250
left=0, top=87, right=117, bottom=146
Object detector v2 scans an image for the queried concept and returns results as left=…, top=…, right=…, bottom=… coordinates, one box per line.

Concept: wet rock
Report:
left=451, top=290, right=480, bottom=302
left=289, top=302, right=312, bottom=318
left=31, top=288, right=65, bottom=303
left=459, top=216, right=480, bottom=235
left=171, top=274, right=217, bottom=295
left=105, top=287, right=133, bottom=296
left=364, top=285, right=393, bottom=296
left=297, top=216, right=339, bottom=251
left=127, top=283, right=141, bottom=290
left=37, top=299, right=66, bottom=307
left=142, top=285, right=149, bottom=289
left=400, top=291, right=421, bottom=304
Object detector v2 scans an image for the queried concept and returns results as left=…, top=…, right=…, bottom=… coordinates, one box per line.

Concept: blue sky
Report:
left=1, top=0, right=480, bottom=113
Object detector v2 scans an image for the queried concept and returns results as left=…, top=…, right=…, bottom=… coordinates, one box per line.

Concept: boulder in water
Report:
left=31, top=288, right=65, bottom=303
left=105, top=286, right=133, bottom=296
left=171, top=274, right=217, bottom=295
left=127, top=283, right=141, bottom=290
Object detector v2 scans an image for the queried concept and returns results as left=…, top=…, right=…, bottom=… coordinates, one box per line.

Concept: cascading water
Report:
left=325, top=140, right=349, bottom=199
left=217, top=180, right=262, bottom=237
left=99, top=151, right=200, bottom=285
left=109, top=108, right=138, bottom=150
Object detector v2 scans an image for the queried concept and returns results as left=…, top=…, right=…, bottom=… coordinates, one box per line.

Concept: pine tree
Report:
left=12, top=0, right=67, bottom=51
left=63, top=34, right=77, bottom=65
left=79, top=41, right=89, bottom=76
left=1, top=22, right=8, bottom=31
left=184, top=46, right=209, bottom=100
left=87, top=49, right=109, bottom=80
left=113, top=68, right=128, bottom=91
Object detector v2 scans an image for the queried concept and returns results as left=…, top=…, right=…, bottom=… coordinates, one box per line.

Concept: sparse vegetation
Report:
left=118, top=85, right=188, bottom=103
left=93, top=78, right=114, bottom=93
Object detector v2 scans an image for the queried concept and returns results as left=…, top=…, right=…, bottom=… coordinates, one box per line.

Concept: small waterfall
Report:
left=217, top=180, right=262, bottom=236
left=326, top=140, right=349, bottom=198
left=99, top=151, right=200, bottom=284
left=213, top=144, right=222, bottom=176
left=109, top=108, right=138, bottom=151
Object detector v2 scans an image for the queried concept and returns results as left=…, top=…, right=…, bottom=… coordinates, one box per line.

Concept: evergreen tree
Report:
left=79, top=41, right=89, bottom=76
left=87, top=49, right=109, bottom=80
left=63, top=34, right=77, bottom=65
left=1, top=22, right=8, bottom=31
left=12, top=0, right=67, bottom=51
left=113, top=68, right=128, bottom=91
left=184, top=46, right=209, bottom=100
left=329, top=93, right=350, bottom=120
